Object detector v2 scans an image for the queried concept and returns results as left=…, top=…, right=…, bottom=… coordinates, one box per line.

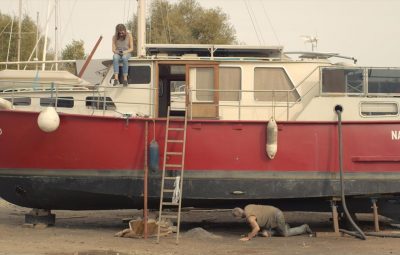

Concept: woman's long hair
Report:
left=115, top=24, right=127, bottom=40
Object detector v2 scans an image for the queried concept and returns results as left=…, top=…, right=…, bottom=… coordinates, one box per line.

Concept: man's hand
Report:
left=239, top=237, right=251, bottom=241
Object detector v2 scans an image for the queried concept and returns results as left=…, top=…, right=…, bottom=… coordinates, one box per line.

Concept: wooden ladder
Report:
left=157, top=106, right=187, bottom=244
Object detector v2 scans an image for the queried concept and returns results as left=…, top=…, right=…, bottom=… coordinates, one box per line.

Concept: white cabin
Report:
left=1, top=44, right=400, bottom=122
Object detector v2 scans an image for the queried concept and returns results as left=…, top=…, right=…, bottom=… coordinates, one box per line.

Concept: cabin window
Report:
left=196, top=67, right=214, bottom=101
left=170, top=65, right=186, bottom=75
left=127, top=66, right=151, bottom=84
left=116, top=66, right=151, bottom=84
left=86, top=96, right=116, bottom=110
left=40, top=97, right=74, bottom=108
left=254, top=67, right=299, bottom=101
left=367, top=69, right=400, bottom=94
left=360, top=102, right=398, bottom=116
left=321, top=68, right=364, bottom=94
left=219, top=67, right=241, bottom=101
left=4, top=97, right=31, bottom=106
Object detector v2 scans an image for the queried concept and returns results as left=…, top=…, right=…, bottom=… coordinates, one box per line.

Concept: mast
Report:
left=17, top=0, right=22, bottom=70
left=137, top=0, right=146, bottom=57
left=54, top=0, right=59, bottom=70
left=35, top=12, right=39, bottom=70
left=42, top=1, right=52, bottom=70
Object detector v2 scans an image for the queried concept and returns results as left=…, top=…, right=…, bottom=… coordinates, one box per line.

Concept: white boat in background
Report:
left=1, top=0, right=400, bottom=225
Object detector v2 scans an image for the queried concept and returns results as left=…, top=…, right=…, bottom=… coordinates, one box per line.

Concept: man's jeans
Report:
left=273, top=211, right=311, bottom=237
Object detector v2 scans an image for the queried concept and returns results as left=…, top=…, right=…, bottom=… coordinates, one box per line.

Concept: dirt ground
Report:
left=1, top=198, right=400, bottom=255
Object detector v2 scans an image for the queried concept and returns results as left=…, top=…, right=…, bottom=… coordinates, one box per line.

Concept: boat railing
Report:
left=1, top=67, right=321, bottom=121
left=0, top=60, right=77, bottom=71
left=0, top=79, right=157, bottom=117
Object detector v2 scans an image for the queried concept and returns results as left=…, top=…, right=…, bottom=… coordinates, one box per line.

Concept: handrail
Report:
left=0, top=79, right=156, bottom=118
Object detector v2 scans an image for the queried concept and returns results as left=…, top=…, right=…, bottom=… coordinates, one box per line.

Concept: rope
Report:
left=152, top=118, right=156, bottom=141
left=172, top=176, right=181, bottom=204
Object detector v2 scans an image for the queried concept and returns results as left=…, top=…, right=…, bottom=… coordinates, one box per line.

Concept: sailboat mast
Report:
left=137, top=0, right=146, bottom=57
left=42, top=1, right=52, bottom=70
left=54, top=0, right=59, bottom=70
left=17, top=0, right=22, bottom=70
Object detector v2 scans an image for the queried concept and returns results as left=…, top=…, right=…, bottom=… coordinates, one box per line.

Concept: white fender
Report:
left=0, top=98, right=13, bottom=110
left=266, top=118, right=278, bottom=159
left=37, top=107, right=60, bottom=133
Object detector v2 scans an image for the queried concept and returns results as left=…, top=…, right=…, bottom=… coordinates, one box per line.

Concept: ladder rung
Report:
left=168, top=128, right=184, bottom=131
left=162, top=202, right=179, bottom=206
left=167, top=140, right=184, bottom=143
left=166, top=152, right=183, bottom=156
left=164, top=176, right=179, bottom=180
left=165, top=164, right=182, bottom=168
left=161, top=214, right=178, bottom=219
left=170, top=116, right=185, bottom=119
left=163, top=189, right=175, bottom=193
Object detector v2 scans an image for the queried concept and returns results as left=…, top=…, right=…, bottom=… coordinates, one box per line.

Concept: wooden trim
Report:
left=187, top=64, right=219, bottom=118
left=154, top=61, right=159, bottom=118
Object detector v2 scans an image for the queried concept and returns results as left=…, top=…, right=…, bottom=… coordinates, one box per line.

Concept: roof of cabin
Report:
left=145, top=44, right=283, bottom=58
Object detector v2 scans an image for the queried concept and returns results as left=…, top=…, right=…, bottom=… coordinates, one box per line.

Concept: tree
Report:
left=0, top=12, right=51, bottom=70
left=126, top=0, right=237, bottom=54
left=61, top=39, right=86, bottom=74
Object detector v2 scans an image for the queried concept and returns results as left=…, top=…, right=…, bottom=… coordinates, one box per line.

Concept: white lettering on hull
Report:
left=392, top=130, right=400, bottom=140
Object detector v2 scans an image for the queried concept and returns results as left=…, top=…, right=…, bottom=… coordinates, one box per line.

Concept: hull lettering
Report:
left=391, top=130, right=400, bottom=140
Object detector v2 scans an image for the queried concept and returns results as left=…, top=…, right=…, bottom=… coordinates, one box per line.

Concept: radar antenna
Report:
left=301, top=35, right=318, bottom=52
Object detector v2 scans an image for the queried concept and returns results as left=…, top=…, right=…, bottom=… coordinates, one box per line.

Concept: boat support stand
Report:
left=25, top=208, right=55, bottom=226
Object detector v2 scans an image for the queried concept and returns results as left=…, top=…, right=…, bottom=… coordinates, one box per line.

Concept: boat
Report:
left=1, top=0, right=400, bottom=223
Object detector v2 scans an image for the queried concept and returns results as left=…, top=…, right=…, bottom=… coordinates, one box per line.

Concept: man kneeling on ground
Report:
left=232, top=204, right=313, bottom=241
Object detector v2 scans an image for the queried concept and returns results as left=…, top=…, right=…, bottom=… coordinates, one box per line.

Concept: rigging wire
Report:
left=248, top=0, right=265, bottom=45
left=60, top=0, right=77, bottom=48
left=243, top=0, right=262, bottom=45
left=0, top=21, right=12, bottom=37
left=123, top=0, right=128, bottom=23
left=6, top=18, right=14, bottom=69
left=126, top=0, right=132, bottom=28
left=260, top=0, right=281, bottom=45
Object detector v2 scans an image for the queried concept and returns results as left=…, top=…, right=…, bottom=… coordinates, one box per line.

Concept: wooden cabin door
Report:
left=187, top=64, right=219, bottom=118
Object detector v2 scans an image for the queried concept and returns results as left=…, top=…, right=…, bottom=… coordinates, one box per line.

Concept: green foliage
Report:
left=0, top=12, right=52, bottom=70
left=61, top=39, right=86, bottom=74
left=126, top=0, right=237, bottom=52
left=61, top=40, right=86, bottom=60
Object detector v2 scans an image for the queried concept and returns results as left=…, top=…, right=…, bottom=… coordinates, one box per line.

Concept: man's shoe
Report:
left=123, top=80, right=128, bottom=86
left=304, top=224, right=313, bottom=234
left=113, top=79, right=118, bottom=86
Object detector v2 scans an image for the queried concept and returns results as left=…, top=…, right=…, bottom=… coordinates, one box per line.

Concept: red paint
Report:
left=1, top=110, right=400, bottom=173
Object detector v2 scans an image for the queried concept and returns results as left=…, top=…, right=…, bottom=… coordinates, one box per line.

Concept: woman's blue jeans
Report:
left=113, top=53, right=131, bottom=75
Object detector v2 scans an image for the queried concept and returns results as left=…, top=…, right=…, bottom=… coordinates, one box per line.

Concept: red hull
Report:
left=1, top=110, right=400, bottom=173
left=1, top=110, right=400, bottom=212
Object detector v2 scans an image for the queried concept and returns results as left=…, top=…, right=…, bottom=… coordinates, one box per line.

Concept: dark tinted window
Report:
left=40, top=97, right=74, bottom=108
left=86, top=96, right=116, bottom=110
left=368, top=69, right=400, bottom=93
left=5, top=97, right=31, bottom=106
left=116, top=66, right=151, bottom=84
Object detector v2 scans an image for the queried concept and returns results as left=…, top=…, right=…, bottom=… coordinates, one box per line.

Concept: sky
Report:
left=0, top=0, right=399, bottom=66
